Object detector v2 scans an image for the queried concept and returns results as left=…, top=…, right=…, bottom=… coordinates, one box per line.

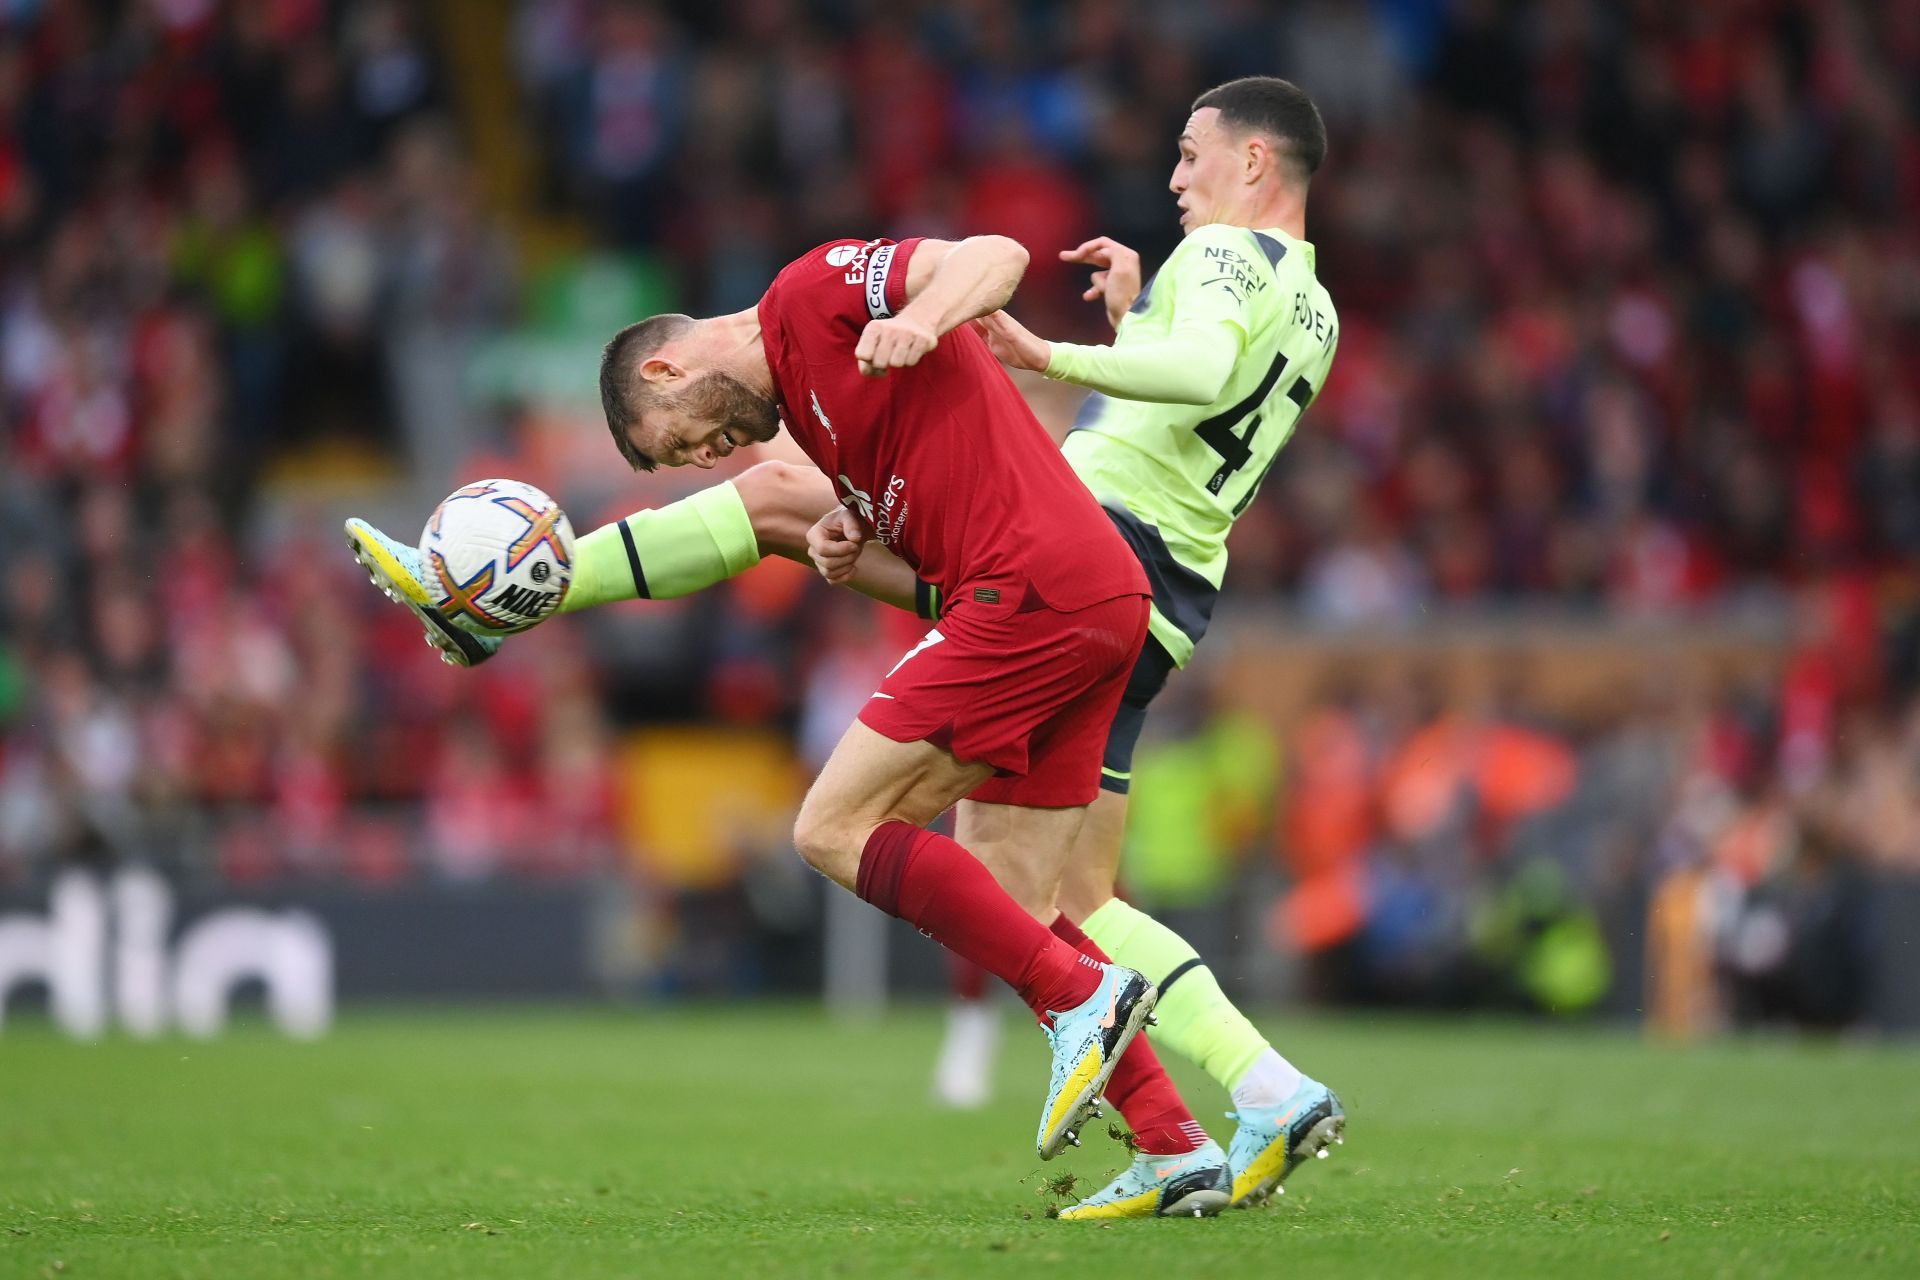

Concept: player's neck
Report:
left=1221, top=187, right=1307, bottom=241
left=697, top=310, right=776, bottom=400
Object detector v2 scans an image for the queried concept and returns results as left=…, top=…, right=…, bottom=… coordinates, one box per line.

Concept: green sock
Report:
left=1082, top=897, right=1271, bottom=1093
left=559, top=482, right=761, bottom=613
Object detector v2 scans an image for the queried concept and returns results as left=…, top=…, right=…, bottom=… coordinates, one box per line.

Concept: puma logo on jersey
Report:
left=1202, top=245, right=1267, bottom=299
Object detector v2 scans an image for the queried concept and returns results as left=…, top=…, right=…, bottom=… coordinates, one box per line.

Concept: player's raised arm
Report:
left=975, top=303, right=1240, bottom=407
left=854, top=236, right=1029, bottom=377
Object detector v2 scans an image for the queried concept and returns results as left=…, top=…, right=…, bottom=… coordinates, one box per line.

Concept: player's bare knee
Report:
left=736, top=461, right=819, bottom=557
left=791, top=798, right=859, bottom=884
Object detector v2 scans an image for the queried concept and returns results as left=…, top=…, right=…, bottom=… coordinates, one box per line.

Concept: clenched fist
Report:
left=808, top=505, right=870, bottom=584
left=855, top=315, right=938, bottom=377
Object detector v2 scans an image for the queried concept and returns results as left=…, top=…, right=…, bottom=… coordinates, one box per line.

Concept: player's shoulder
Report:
left=1172, top=223, right=1283, bottom=273
left=768, top=237, right=914, bottom=320
left=1169, top=224, right=1297, bottom=304
left=771, top=238, right=871, bottom=287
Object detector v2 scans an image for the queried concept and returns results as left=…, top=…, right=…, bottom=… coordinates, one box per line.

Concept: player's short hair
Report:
left=1192, top=77, right=1327, bottom=184
left=600, top=313, right=695, bottom=473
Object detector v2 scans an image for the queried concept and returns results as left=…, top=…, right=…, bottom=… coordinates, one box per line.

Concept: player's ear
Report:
left=1244, top=134, right=1269, bottom=184
left=638, top=355, right=683, bottom=387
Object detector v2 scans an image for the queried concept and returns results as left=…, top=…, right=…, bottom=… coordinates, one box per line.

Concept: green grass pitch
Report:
left=2, top=1006, right=1917, bottom=1279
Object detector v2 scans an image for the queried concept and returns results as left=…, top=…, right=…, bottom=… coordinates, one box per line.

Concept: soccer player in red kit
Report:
left=597, top=234, right=1232, bottom=1216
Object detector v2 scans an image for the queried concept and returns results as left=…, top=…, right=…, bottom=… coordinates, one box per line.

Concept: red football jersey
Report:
left=757, top=238, right=1148, bottom=612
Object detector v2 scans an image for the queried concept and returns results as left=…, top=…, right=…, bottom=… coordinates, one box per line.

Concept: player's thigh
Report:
left=953, top=798, right=1090, bottom=920
left=734, top=459, right=838, bottom=557
left=794, top=718, right=992, bottom=888
left=960, top=595, right=1151, bottom=811
left=1055, top=789, right=1130, bottom=922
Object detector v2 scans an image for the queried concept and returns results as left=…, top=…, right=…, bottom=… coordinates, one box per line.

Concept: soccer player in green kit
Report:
left=346, top=77, right=1343, bottom=1210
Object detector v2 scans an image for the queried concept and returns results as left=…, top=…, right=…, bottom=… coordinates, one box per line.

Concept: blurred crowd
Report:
left=1257, top=649, right=1914, bottom=1029
left=2, top=0, right=1918, bottom=1025
left=0, top=0, right=615, bottom=885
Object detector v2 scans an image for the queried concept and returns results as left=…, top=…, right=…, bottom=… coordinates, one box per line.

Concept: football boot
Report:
left=1056, top=1140, right=1233, bottom=1220
left=1037, top=964, right=1156, bottom=1160
left=344, top=517, right=501, bottom=668
left=1226, top=1076, right=1346, bottom=1207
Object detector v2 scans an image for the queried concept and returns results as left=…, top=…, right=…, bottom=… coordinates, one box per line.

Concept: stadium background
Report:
left=4, top=0, right=1920, bottom=1041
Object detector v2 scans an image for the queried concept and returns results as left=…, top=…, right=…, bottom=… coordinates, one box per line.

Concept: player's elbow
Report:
left=1194, top=368, right=1236, bottom=405
left=1166, top=338, right=1238, bottom=404
left=1166, top=366, right=1233, bottom=406
left=993, top=235, right=1030, bottom=274
left=973, top=235, right=1029, bottom=294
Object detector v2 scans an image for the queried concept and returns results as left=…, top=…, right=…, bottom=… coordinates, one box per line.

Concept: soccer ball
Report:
left=420, top=479, right=575, bottom=636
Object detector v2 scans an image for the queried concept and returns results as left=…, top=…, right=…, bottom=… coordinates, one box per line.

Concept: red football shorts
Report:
left=857, top=591, right=1151, bottom=808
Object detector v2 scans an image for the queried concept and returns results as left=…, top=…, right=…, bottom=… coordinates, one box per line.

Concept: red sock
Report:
left=857, top=822, right=1100, bottom=1019
left=1050, top=915, right=1208, bottom=1156
left=947, top=953, right=989, bottom=1003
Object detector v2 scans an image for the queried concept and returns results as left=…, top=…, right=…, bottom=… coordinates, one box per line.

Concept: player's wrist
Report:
left=1041, top=341, right=1071, bottom=380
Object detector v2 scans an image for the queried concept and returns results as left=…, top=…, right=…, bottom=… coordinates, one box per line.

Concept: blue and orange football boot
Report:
left=1055, top=1140, right=1233, bottom=1220
left=343, top=518, right=501, bottom=668
left=1226, top=1076, right=1346, bottom=1207
left=1037, top=964, right=1157, bottom=1160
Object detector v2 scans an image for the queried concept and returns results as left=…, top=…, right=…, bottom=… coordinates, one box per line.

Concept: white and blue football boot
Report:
left=343, top=518, right=501, bottom=668
left=1056, top=1139, right=1232, bottom=1220
left=1037, top=964, right=1156, bottom=1160
left=1226, top=1076, right=1346, bottom=1206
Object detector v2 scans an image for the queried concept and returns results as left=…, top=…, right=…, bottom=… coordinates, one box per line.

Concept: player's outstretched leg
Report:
left=1056, top=1141, right=1234, bottom=1220
left=345, top=518, right=502, bottom=668
left=343, top=475, right=767, bottom=668
left=347, top=464, right=929, bottom=667
left=1226, top=1078, right=1346, bottom=1206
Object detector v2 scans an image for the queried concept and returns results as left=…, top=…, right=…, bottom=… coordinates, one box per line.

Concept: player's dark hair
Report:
left=1192, top=77, right=1327, bottom=184
left=599, top=313, right=696, bottom=473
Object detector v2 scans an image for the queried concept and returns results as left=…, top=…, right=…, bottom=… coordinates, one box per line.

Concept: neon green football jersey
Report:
left=1061, top=222, right=1338, bottom=667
